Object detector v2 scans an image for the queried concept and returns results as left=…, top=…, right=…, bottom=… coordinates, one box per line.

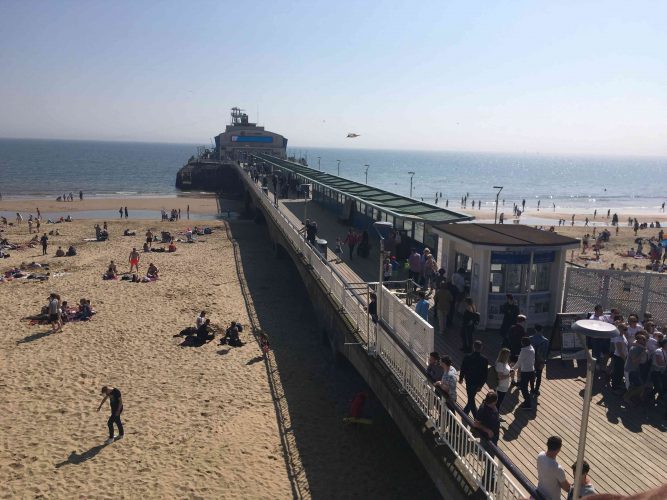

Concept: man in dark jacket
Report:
left=459, top=340, right=489, bottom=417
left=499, top=294, right=519, bottom=346
left=509, top=314, right=527, bottom=357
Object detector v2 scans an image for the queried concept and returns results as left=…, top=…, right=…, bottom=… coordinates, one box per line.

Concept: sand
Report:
left=0, top=210, right=439, bottom=499
left=0, top=217, right=294, bottom=499
left=0, top=195, right=218, bottom=215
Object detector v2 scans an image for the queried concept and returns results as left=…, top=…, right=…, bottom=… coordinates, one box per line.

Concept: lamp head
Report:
left=572, top=319, right=618, bottom=339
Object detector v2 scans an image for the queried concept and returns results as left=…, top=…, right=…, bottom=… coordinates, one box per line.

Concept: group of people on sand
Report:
left=174, top=311, right=245, bottom=347
left=43, top=293, right=94, bottom=331
left=102, top=251, right=159, bottom=282
left=57, top=191, right=82, bottom=202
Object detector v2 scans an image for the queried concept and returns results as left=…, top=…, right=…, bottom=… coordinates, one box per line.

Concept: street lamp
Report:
left=364, top=164, right=370, bottom=184
left=300, top=183, right=312, bottom=228
left=337, top=159, right=341, bottom=176
left=493, top=186, right=503, bottom=224
left=408, top=171, right=416, bottom=198
left=317, top=156, right=321, bottom=171
left=570, top=320, right=618, bottom=500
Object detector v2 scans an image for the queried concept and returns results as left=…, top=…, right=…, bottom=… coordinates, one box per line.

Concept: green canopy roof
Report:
left=253, top=154, right=474, bottom=224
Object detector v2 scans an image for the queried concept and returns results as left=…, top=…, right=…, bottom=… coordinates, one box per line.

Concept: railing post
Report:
left=496, top=461, right=505, bottom=499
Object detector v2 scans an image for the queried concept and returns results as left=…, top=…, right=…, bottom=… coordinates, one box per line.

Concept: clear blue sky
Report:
left=1, top=0, right=665, bottom=155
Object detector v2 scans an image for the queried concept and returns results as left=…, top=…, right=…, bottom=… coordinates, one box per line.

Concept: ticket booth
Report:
left=430, top=224, right=579, bottom=329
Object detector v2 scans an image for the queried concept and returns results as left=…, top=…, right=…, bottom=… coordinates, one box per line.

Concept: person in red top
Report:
left=343, top=229, right=358, bottom=260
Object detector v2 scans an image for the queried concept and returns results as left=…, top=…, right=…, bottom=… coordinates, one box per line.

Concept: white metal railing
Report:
left=239, top=164, right=530, bottom=500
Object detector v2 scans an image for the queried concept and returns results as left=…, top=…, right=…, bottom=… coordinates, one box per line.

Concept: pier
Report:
left=234, top=156, right=667, bottom=499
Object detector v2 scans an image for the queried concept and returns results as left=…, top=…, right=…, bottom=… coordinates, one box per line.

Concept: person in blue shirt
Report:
left=415, top=291, right=430, bottom=322
left=530, top=324, right=550, bottom=396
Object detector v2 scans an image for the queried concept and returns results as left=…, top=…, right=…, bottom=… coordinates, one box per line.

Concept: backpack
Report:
left=486, top=365, right=499, bottom=389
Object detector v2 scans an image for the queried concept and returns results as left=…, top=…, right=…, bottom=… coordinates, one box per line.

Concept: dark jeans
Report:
left=591, top=338, right=610, bottom=361
left=463, top=384, right=481, bottom=417
left=611, top=355, right=625, bottom=389
left=42, top=246, right=47, bottom=255
left=497, top=389, right=507, bottom=410
left=348, top=244, right=355, bottom=260
left=460, top=325, right=474, bottom=351
left=532, top=367, right=544, bottom=392
left=108, top=413, right=124, bottom=439
left=519, top=371, right=535, bottom=406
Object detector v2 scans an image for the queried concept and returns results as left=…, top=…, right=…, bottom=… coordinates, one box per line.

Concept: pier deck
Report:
left=273, top=193, right=667, bottom=497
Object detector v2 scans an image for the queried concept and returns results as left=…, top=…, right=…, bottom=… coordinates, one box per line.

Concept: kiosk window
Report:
left=414, top=222, right=424, bottom=244
left=531, top=263, right=551, bottom=291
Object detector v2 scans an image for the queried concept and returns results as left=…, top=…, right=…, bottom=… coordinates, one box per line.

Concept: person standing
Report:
left=97, top=386, right=124, bottom=444
left=499, top=294, right=519, bottom=346
left=567, top=461, right=597, bottom=499
left=509, top=314, right=527, bottom=357
left=460, top=298, right=479, bottom=352
left=128, top=247, right=140, bottom=273
left=426, top=352, right=444, bottom=383
left=530, top=325, right=549, bottom=395
left=187, top=204, right=190, bottom=219
left=495, top=348, right=512, bottom=411
left=408, top=248, right=422, bottom=283
left=473, top=391, right=501, bottom=488
left=611, top=323, right=629, bottom=391
left=434, top=281, right=453, bottom=334
left=514, top=336, right=536, bottom=410
left=537, top=436, right=570, bottom=500
left=119, top=206, right=123, bottom=218
left=124, top=206, right=128, bottom=218
left=79, top=190, right=83, bottom=201
left=459, top=340, right=489, bottom=417
left=415, top=291, right=430, bottom=322
left=48, top=293, right=61, bottom=332
left=435, top=355, right=458, bottom=409
left=40, top=233, right=48, bottom=256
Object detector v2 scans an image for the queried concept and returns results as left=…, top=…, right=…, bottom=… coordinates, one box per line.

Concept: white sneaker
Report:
left=105, top=437, right=115, bottom=444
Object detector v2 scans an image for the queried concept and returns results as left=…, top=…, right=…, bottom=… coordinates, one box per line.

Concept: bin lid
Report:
left=315, top=238, right=327, bottom=245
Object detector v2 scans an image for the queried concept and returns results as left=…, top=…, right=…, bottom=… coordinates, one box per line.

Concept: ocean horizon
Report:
left=1, top=138, right=666, bottom=215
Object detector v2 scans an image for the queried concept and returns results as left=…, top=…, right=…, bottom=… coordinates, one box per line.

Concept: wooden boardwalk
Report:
left=268, top=187, right=667, bottom=497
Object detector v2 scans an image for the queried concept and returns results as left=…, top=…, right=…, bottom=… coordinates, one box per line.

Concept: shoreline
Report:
left=0, top=195, right=220, bottom=215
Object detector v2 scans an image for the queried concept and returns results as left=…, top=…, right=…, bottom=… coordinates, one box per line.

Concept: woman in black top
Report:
left=461, top=297, right=478, bottom=352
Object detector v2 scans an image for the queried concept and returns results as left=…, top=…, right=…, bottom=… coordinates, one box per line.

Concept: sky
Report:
left=0, top=0, right=665, bottom=156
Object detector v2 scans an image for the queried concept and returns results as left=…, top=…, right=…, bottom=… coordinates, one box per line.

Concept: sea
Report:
left=1, top=138, right=666, bottom=218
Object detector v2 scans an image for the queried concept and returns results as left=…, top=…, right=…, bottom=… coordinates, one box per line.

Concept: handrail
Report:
left=237, top=163, right=539, bottom=499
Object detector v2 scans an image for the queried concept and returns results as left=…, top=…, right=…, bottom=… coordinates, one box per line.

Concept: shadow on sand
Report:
left=55, top=442, right=108, bottom=468
left=227, top=219, right=439, bottom=499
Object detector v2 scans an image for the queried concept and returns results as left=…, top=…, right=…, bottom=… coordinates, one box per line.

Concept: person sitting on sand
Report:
left=146, top=262, right=159, bottom=279
left=143, top=242, right=150, bottom=252
left=65, top=245, right=77, bottom=256
left=168, top=242, right=176, bottom=252
left=55, top=246, right=65, bottom=257
left=196, top=311, right=207, bottom=329
left=129, top=248, right=140, bottom=273
left=60, top=301, right=70, bottom=324
left=104, top=261, right=118, bottom=280
left=76, top=298, right=92, bottom=320
left=222, top=321, right=243, bottom=346
left=196, top=318, right=215, bottom=343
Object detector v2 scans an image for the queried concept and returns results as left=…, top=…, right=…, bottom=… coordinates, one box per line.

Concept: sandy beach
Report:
left=0, top=210, right=438, bottom=498
left=0, top=195, right=219, bottom=215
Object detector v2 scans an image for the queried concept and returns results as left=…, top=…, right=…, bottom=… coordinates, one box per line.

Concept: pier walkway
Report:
left=241, top=166, right=667, bottom=498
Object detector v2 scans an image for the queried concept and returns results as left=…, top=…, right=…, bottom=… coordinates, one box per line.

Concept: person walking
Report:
left=124, top=206, right=128, bottom=218
left=495, top=348, right=512, bottom=412
left=473, top=391, right=501, bottom=488
left=40, top=233, right=48, bottom=256
left=343, top=228, right=358, bottom=261
left=537, top=436, right=570, bottom=500
left=514, top=336, right=536, bottom=410
left=97, top=386, right=124, bottom=444
left=460, top=297, right=479, bottom=352
left=459, top=340, right=489, bottom=417
left=119, top=206, right=123, bottom=218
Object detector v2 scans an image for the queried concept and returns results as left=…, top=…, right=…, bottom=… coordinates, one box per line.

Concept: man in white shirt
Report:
left=537, top=436, right=570, bottom=500
left=626, top=314, right=643, bottom=344
left=196, top=311, right=206, bottom=329
left=435, top=355, right=458, bottom=408
left=514, top=336, right=535, bottom=410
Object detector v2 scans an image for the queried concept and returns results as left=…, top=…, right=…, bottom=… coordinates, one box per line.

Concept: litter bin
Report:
left=315, top=238, right=328, bottom=259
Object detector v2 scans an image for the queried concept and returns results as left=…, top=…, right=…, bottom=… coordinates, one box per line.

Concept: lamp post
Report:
left=364, top=164, right=370, bottom=184
left=408, top=171, right=416, bottom=198
left=336, top=159, right=341, bottom=176
left=570, top=320, right=618, bottom=500
left=493, top=186, right=503, bottom=224
left=317, top=156, right=321, bottom=171
left=300, top=183, right=312, bottom=228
